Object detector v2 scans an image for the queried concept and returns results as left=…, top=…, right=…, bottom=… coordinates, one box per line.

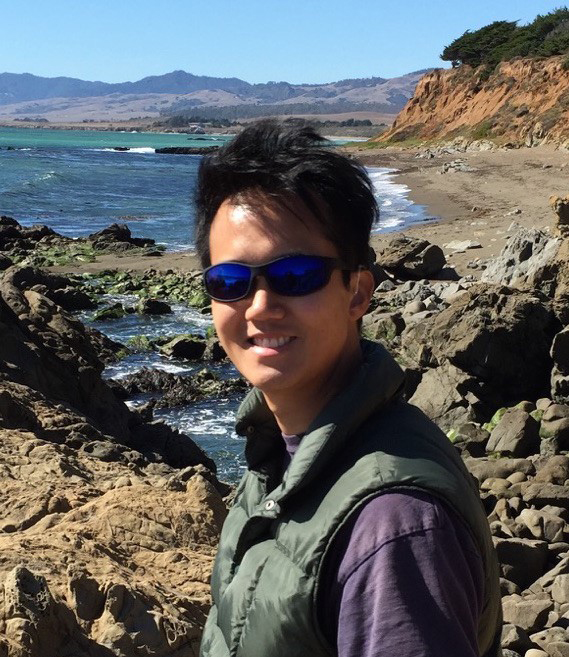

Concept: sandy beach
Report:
left=359, top=144, right=569, bottom=276
left=47, top=144, right=569, bottom=278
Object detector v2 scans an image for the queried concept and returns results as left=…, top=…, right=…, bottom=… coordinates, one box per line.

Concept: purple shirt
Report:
left=281, top=435, right=484, bottom=657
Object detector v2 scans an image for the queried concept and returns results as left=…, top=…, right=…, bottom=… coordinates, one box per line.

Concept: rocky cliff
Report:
left=377, top=56, right=569, bottom=146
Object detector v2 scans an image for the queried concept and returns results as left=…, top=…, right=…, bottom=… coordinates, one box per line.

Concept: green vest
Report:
left=200, top=341, right=502, bottom=657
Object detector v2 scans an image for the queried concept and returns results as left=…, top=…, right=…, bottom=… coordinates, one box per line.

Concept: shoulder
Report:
left=330, top=489, right=481, bottom=584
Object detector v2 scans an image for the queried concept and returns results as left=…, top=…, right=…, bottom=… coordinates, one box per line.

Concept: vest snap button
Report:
left=264, top=499, right=275, bottom=511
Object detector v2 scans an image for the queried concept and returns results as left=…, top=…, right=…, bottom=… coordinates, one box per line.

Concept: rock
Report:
left=0, top=267, right=215, bottom=471
left=443, top=240, right=482, bottom=252
left=534, top=456, right=569, bottom=485
left=363, top=311, right=405, bottom=345
left=402, top=285, right=559, bottom=424
left=0, top=428, right=226, bottom=656
left=0, top=254, right=13, bottom=270
left=137, top=298, right=172, bottom=315
left=522, top=483, right=569, bottom=511
left=88, top=223, right=155, bottom=249
left=486, top=409, right=541, bottom=457
left=550, top=195, right=569, bottom=238
left=93, top=302, right=129, bottom=321
left=481, top=226, right=562, bottom=294
left=494, top=538, right=549, bottom=589
left=465, top=457, right=535, bottom=483
left=408, top=360, right=477, bottom=430
left=453, top=422, right=490, bottom=457
left=547, top=643, right=569, bottom=657
left=113, top=366, right=246, bottom=409
left=551, top=328, right=569, bottom=403
left=530, top=628, right=569, bottom=652
left=501, top=623, right=533, bottom=654
left=517, top=509, right=566, bottom=543
left=502, top=594, right=554, bottom=632
left=159, top=335, right=207, bottom=360
left=377, top=236, right=446, bottom=279
left=552, top=575, right=569, bottom=604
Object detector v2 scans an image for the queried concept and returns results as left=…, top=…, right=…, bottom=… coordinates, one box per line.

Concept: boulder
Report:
left=159, top=335, right=207, bottom=360
left=502, top=594, right=554, bottom=632
left=486, top=409, right=540, bottom=457
left=481, top=226, right=561, bottom=293
left=377, top=236, right=446, bottom=279
left=409, top=360, right=478, bottom=430
left=494, top=538, right=549, bottom=589
left=137, top=298, right=172, bottom=315
left=402, top=284, right=559, bottom=422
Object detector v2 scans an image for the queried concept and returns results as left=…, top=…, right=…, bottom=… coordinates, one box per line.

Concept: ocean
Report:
left=1, top=126, right=432, bottom=481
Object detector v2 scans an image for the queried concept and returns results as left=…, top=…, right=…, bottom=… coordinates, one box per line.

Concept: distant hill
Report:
left=0, top=70, right=430, bottom=122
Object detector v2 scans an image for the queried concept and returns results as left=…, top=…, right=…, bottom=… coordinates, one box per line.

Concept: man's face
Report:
left=208, top=197, right=369, bottom=404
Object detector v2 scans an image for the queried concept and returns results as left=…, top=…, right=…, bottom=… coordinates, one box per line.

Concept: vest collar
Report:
left=235, top=339, right=405, bottom=500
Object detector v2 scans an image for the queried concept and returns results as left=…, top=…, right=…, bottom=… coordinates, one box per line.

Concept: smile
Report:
left=250, top=336, right=295, bottom=348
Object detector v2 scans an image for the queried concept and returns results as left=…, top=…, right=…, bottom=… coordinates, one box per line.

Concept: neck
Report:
left=263, top=340, right=363, bottom=435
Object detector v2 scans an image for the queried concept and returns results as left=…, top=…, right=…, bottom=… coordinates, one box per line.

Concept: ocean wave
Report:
left=96, top=147, right=156, bottom=154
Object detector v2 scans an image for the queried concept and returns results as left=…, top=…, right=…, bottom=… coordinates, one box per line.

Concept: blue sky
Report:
left=2, top=0, right=566, bottom=83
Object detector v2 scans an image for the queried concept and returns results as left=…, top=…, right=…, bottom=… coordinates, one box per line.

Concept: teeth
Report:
left=253, top=336, right=292, bottom=348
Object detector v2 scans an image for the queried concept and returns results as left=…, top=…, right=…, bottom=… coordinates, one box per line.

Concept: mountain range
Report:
left=0, top=69, right=430, bottom=122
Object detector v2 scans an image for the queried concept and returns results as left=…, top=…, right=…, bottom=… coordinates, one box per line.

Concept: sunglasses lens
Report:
left=204, top=263, right=251, bottom=301
left=267, top=255, right=331, bottom=296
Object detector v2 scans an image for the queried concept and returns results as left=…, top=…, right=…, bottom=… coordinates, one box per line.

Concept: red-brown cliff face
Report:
left=376, top=56, right=569, bottom=145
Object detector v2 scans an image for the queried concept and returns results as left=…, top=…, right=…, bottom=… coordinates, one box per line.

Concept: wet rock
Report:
left=93, top=302, right=130, bottom=321
left=137, top=298, right=172, bottom=315
left=551, top=327, right=569, bottom=403
left=159, top=334, right=207, bottom=360
left=88, top=223, right=155, bottom=250
left=377, top=236, right=446, bottom=279
left=114, top=366, right=247, bottom=409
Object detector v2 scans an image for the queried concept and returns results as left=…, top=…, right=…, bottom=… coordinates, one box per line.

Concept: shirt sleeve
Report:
left=317, top=490, right=485, bottom=657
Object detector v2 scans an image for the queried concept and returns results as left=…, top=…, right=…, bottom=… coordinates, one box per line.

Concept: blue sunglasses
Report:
left=203, top=254, right=349, bottom=302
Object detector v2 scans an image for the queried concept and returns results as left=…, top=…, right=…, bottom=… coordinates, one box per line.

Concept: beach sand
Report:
left=48, top=144, right=569, bottom=278
left=359, top=144, right=569, bottom=276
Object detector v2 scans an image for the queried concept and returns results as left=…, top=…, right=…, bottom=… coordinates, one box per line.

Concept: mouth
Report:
left=248, top=336, right=296, bottom=349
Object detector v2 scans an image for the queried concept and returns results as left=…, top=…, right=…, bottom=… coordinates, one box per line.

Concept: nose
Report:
left=244, top=276, right=286, bottom=321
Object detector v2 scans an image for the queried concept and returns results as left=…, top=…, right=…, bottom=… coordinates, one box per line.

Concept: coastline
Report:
left=46, top=143, right=569, bottom=279
left=355, top=144, right=569, bottom=276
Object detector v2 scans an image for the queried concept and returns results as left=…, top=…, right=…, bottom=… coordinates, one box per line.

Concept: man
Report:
left=195, top=119, right=502, bottom=657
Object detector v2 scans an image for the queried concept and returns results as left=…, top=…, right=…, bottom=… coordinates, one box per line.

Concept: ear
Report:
left=349, top=268, right=374, bottom=321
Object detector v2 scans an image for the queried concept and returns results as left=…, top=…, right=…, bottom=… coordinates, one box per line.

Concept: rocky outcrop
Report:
left=0, top=216, right=163, bottom=268
left=0, top=261, right=228, bottom=655
left=376, top=56, right=569, bottom=145
left=0, top=265, right=215, bottom=470
left=112, top=367, right=247, bottom=409
left=0, top=426, right=226, bottom=657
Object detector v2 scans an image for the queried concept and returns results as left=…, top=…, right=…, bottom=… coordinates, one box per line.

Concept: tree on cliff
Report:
left=441, top=21, right=517, bottom=68
left=441, top=8, right=569, bottom=69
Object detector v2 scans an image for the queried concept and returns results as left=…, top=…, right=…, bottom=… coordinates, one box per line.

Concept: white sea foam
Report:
left=96, top=147, right=156, bottom=154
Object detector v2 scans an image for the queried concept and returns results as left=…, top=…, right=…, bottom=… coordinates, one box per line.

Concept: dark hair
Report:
left=194, top=118, right=379, bottom=269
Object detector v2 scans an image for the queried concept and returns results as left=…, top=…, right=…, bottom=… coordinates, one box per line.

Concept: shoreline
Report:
left=44, top=143, right=569, bottom=278
left=356, top=144, right=569, bottom=276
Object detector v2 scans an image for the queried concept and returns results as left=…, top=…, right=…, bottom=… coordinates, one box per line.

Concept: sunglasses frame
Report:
left=203, top=254, right=350, bottom=302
